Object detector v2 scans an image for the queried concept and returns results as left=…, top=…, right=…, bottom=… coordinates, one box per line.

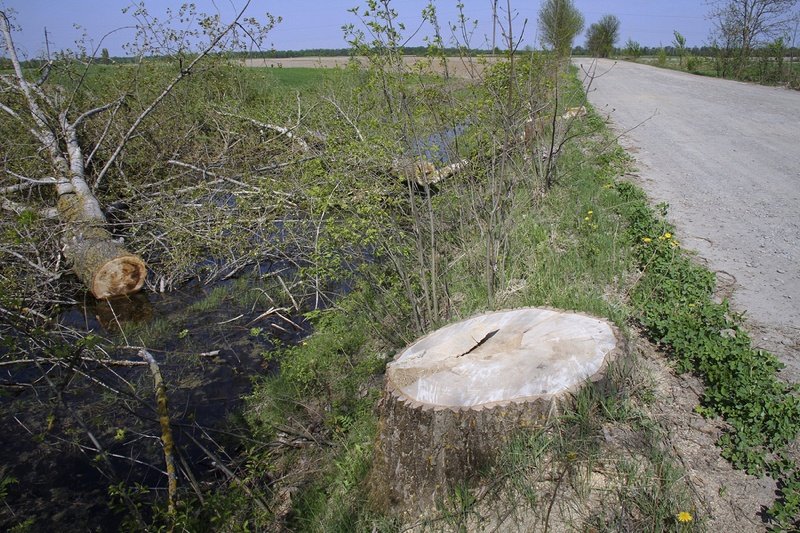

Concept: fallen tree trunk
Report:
left=62, top=223, right=146, bottom=299
left=1, top=11, right=146, bottom=299
left=391, top=157, right=469, bottom=186
left=57, top=160, right=146, bottom=299
left=58, top=124, right=145, bottom=298
left=370, top=307, right=623, bottom=518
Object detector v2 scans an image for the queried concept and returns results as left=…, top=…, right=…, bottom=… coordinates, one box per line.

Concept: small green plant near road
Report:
left=624, top=38, right=643, bottom=60
left=686, top=54, right=700, bottom=73
left=672, top=31, right=687, bottom=68
left=657, top=46, right=668, bottom=66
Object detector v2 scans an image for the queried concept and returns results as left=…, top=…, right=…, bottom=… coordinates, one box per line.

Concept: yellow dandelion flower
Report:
left=676, top=511, right=693, bottom=523
left=587, top=210, right=593, bottom=215
left=642, top=237, right=652, bottom=243
left=584, top=216, right=590, bottom=221
left=663, top=232, right=672, bottom=239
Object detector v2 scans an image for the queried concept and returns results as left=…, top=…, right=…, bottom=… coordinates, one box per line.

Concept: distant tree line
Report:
left=5, top=42, right=799, bottom=72
left=231, top=46, right=500, bottom=58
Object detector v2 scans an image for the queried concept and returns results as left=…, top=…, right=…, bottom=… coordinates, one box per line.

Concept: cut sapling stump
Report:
left=370, top=307, right=623, bottom=517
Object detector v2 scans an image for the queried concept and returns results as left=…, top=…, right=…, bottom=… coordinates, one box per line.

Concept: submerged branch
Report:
left=138, top=349, right=178, bottom=519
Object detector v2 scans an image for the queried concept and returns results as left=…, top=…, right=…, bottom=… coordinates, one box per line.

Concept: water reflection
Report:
left=89, top=292, right=154, bottom=331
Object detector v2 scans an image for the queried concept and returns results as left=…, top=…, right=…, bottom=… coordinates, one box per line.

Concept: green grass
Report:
left=252, top=63, right=362, bottom=97
left=255, top=67, right=353, bottom=91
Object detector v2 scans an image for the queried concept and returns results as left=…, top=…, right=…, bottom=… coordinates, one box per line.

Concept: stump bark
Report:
left=370, top=308, right=623, bottom=516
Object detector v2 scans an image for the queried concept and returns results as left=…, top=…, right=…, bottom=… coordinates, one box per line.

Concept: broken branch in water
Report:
left=137, top=349, right=178, bottom=519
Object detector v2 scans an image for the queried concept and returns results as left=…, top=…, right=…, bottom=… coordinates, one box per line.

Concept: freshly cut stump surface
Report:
left=69, top=237, right=146, bottom=299
left=371, top=308, right=622, bottom=516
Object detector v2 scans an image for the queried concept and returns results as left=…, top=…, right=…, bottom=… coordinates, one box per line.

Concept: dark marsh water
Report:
left=1, top=269, right=312, bottom=531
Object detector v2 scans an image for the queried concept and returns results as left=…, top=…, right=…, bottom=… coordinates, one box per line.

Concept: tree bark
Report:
left=62, top=223, right=146, bottom=299
left=370, top=308, right=624, bottom=518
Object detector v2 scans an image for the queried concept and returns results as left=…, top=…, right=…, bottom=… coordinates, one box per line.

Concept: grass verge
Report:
left=617, top=182, right=800, bottom=529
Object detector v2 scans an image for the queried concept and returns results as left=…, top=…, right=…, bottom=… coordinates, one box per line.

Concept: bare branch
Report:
left=35, top=61, right=52, bottom=87
left=0, top=183, right=35, bottom=194
left=0, top=247, right=60, bottom=280
left=166, top=159, right=254, bottom=189
left=0, top=100, right=22, bottom=121
left=0, top=196, right=58, bottom=219
left=138, top=349, right=178, bottom=518
left=73, top=97, right=123, bottom=128
left=85, top=99, right=124, bottom=167
left=182, top=429, right=271, bottom=514
left=4, top=170, right=57, bottom=186
left=214, top=109, right=311, bottom=152
left=0, top=357, right=147, bottom=368
left=62, top=25, right=136, bottom=116
left=323, top=96, right=365, bottom=142
left=0, top=10, right=55, bottom=136
left=6, top=171, right=56, bottom=184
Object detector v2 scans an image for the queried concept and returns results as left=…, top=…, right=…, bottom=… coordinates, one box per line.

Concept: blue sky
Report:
left=3, top=1, right=712, bottom=59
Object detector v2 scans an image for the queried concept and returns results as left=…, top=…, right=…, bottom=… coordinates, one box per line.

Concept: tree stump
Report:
left=370, top=308, right=623, bottom=517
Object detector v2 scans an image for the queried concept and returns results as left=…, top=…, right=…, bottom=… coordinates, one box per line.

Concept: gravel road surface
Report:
left=578, top=58, right=800, bottom=379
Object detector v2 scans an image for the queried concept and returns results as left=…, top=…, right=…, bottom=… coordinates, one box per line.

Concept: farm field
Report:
left=243, top=55, right=499, bottom=78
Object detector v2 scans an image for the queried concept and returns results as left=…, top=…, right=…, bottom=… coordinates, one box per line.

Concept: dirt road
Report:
left=579, top=58, right=800, bottom=380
